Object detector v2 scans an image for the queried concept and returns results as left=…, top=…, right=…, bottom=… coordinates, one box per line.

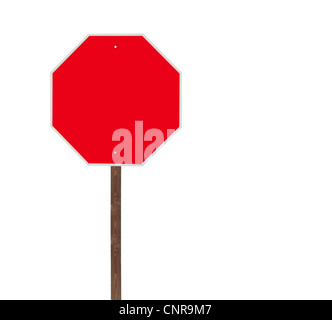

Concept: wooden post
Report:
left=111, top=166, right=121, bottom=300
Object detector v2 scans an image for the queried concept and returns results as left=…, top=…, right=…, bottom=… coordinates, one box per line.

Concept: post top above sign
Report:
left=52, top=35, right=181, bottom=166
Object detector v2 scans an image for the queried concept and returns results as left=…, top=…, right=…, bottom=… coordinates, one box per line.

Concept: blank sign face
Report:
left=52, top=35, right=181, bottom=165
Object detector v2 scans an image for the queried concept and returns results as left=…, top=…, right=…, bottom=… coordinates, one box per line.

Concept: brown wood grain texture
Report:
left=111, top=166, right=121, bottom=300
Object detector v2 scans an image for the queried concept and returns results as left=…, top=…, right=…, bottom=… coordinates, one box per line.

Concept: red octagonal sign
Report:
left=52, top=35, right=181, bottom=165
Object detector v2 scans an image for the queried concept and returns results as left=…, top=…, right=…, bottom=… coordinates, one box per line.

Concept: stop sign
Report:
left=52, top=35, right=181, bottom=165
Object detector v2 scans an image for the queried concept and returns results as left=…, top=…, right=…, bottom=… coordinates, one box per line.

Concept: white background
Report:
left=1, top=1, right=332, bottom=300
